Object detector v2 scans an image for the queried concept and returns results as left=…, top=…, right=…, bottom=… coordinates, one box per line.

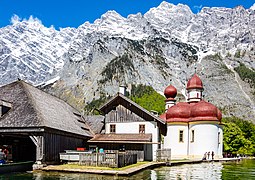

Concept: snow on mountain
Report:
left=0, top=1, right=254, bottom=120
left=250, top=3, right=255, bottom=10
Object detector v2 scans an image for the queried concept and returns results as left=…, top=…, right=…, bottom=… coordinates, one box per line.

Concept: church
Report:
left=160, top=74, right=223, bottom=160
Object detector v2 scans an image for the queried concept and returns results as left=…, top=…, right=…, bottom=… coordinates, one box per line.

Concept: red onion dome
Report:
left=164, top=85, right=177, bottom=99
left=187, top=74, right=203, bottom=90
left=190, top=100, right=220, bottom=121
left=217, top=108, right=222, bottom=122
left=166, top=102, right=191, bottom=122
left=159, top=113, right=166, bottom=121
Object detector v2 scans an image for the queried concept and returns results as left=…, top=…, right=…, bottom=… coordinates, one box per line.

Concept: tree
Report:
left=130, top=84, right=165, bottom=114
left=223, top=117, right=255, bottom=155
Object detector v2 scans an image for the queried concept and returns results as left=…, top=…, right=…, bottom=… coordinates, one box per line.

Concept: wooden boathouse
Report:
left=0, top=80, right=94, bottom=167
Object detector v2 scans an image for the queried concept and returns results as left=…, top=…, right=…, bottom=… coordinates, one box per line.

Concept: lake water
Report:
left=1, top=159, right=255, bottom=180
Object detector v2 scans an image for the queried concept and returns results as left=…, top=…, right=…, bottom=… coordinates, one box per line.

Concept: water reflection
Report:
left=153, top=162, right=223, bottom=180
left=1, top=160, right=255, bottom=180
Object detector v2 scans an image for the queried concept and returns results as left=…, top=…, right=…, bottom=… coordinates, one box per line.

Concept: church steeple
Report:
left=186, top=74, right=203, bottom=103
left=164, top=83, right=177, bottom=112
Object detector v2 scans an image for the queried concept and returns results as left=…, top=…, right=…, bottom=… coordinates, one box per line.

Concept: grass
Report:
left=56, top=161, right=150, bottom=171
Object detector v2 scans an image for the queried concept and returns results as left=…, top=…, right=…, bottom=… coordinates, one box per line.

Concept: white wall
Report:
left=163, top=122, right=223, bottom=160
left=187, top=89, right=202, bottom=102
left=218, top=126, right=223, bottom=158
left=163, top=124, right=188, bottom=159
left=189, top=123, right=222, bottom=159
left=105, top=121, right=159, bottom=161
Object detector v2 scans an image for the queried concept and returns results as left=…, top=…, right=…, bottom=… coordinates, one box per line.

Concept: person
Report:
left=0, top=149, right=5, bottom=165
left=202, top=152, right=207, bottom=160
left=207, top=151, right=210, bottom=160
left=3, top=147, right=8, bottom=161
left=211, top=151, right=215, bottom=160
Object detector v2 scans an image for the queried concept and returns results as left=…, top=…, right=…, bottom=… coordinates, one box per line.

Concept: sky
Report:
left=0, top=0, right=254, bottom=29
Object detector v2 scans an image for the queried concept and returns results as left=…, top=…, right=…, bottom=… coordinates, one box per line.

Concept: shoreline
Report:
left=42, top=157, right=245, bottom=176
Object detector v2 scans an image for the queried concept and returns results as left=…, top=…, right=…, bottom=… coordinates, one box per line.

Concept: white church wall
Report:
left=163, top=123, right=189, bottom=159
left=218, top=125, right=223, bottom=158
left=189, top=122, right=221, bottom=159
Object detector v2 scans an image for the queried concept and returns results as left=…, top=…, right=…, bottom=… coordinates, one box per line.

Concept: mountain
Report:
left=0, top=1, right=254, bottom=120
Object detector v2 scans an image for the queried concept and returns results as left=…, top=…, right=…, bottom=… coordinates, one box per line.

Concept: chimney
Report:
left=119, top=84, right=127, bottom=96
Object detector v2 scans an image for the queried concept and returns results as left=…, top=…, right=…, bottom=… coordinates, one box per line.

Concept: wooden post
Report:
left=29, top=135, right=44, bottom=164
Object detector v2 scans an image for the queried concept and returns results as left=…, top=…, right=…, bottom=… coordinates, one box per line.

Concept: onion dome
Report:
left=217, top=108, right=222, bottom=121
left=166, top=102, right=191, bottom=122
left=164, top=85, right=177, bottom=99
left=186, top=74, right=203, bottom=90
left=159, top=113, right=166, bottom=121
left=190, top=100, right=220, bottom=121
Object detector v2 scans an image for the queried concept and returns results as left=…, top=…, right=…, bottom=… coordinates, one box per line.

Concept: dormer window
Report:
left=0, top=100, right=12, bottom=117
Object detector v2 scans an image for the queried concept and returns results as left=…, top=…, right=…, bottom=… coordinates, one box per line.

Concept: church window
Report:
left=218, top=132, right=220, bottom=144
left=179, top=130, right=184, bottom=142
left=110, top=124, right=116, bottom=133
left=191, top=130, right=195, bottom=142
left=139, top=124, right=145, bottom=134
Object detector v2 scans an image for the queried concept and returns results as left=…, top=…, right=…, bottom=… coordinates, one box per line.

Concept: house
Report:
left=160, top=74, right=223, bottom=160
left=0, top=80, right=94, bottom=167
left=88, top=88, right=166, bottom=161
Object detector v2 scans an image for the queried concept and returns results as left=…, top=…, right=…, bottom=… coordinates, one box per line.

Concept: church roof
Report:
left=164, top=85, right=177, bottom=100
left=165, top=100, right=222, bottom=123
left=0, top=80, right=94, bottom=137
left=99, top=93, right=165, bottom=124
left=186, top=74, right=203, bottom=90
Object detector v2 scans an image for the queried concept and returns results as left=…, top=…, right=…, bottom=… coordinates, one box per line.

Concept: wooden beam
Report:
left=29, top=135, right=44, bottom=163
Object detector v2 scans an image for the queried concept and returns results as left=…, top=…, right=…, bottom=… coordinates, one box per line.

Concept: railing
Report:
left=79, top=152, right=117, bottom=167
left=60, top=150, right=138, bottom=168
left=156, top=149, right=171, bottom=162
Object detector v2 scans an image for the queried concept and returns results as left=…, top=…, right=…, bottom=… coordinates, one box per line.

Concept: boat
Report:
left=0, top=161, right=34, bottom=174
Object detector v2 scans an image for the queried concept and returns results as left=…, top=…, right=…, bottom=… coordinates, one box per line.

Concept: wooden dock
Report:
left=43, top=162, right=166, bottom=176
left=42, top=158, right=244, bottom=176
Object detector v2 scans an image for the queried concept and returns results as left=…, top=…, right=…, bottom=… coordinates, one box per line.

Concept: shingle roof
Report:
left=0, top=80, right=93, bottom=137
left=84, top=115, right=104, bottom=134
left=88, top=133, right=153, bottom=144
left=99, top=93, right=165, bottom=124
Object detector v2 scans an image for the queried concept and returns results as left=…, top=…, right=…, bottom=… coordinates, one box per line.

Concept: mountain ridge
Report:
left=0, top=1, right=254, bottom=120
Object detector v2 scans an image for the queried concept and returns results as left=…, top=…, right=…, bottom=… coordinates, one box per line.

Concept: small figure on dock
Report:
left=0, top=149, right=6, bottom=165
left=211, top=151, right=214, bottom=160
left=3, top=148, right=8, bottom=160
left=207, top=151, right=210, bottom=160
left=202, top=152, right=207, bottom=160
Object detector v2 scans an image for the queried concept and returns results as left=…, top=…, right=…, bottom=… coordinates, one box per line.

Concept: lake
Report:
left=1, top=159, right=254, bottom=179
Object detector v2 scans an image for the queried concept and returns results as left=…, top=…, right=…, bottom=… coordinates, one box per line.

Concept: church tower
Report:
left=186, top=74, right=203, bottom=103
left=164, top=84, right=177, bottom=112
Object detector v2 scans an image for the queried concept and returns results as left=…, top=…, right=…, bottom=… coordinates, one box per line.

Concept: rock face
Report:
left=0, top=2, right=254, bottom=120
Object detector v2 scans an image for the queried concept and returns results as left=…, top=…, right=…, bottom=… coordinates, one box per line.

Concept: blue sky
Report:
left=0, top=0, right=254, bottom=29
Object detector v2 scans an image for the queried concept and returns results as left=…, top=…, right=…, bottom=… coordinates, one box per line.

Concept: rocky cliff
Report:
left=0, top=2, right=254, bottom=120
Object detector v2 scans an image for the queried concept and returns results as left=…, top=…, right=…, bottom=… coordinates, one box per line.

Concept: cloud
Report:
left=193, top=5, right=203, bottom=13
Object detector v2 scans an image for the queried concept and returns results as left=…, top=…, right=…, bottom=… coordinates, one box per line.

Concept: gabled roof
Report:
left=99, top=93, right=165, bottom=124
left=0, top=80, right=93, bottom=137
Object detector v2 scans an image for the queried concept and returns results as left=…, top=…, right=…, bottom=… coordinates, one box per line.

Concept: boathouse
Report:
left=88, top=91, right=166, bottom=161
left=0, top=80, right=94, bottom=165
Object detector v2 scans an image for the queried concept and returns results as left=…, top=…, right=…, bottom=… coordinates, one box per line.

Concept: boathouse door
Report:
left=0, top=134, right=36, bottom=162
